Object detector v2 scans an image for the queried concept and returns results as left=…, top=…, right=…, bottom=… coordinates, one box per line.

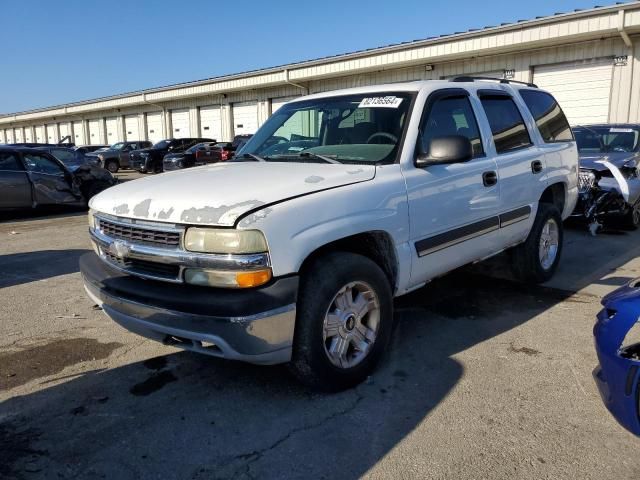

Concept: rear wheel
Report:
left=288, top=252, right=393, bottom=391
left=510, top=203, right=563, bottom=284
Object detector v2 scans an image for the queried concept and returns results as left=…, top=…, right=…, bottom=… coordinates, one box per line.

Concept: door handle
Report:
left=531, top=160, right=543, bottom=174
left=482, top=171, right=498, bottom=187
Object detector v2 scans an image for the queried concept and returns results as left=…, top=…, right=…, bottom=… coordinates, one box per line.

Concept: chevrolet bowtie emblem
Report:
left=109, top=239, right=131, bottom=259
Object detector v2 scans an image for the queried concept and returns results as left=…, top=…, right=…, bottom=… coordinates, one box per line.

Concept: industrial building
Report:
left=2, top=2, right=640, bottom=146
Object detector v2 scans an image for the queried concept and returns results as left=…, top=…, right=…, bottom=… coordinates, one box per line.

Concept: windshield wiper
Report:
left=298, top=152, right=341, bottom=164
left=236, top=153, right=267, bottom=162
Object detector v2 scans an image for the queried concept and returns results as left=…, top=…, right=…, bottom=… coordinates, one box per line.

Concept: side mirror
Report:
left=415, top=135, right=473, bottom=167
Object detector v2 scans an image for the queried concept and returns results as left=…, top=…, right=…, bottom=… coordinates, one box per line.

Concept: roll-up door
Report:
left=146, top=112, right=163, bottom=143
left=0, top=130, right=5, bottom=144
left=232, top=102, right=258, bottom=136
left=199, top=106, right=222, bottom=140
left=13, top=128, right=23, bottom=143
left=88, top=119, right=103, bottom=145
left=105, top=117, right=120, bottom=144
left=46, top=124, right=58, bottom=144
left=59, top=123, right=71, bottom=143
left=5, top=129, right=14, bottom=143
left=170, top=109, right=190, bottom=138
left=271, top=96, right=301, bottom=115
left=125, top=115, right=140, bottom=140
left=35, top=126, right=45, bottom=143
left=23, top=127, right=32, bottom=143
left=72, top=121, right=85, bottom=145
left=532, top=59, right=613, bottom=125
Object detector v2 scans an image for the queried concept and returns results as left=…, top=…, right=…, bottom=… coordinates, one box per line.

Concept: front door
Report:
left=21, top=152, right=81, bottom=206
left=402, top=89, right=501, bottom=284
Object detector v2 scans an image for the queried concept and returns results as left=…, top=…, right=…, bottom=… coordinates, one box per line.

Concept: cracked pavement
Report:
left=1, top=203, right=640, bottom=479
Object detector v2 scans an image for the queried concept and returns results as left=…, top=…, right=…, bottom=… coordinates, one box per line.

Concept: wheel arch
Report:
left=298, top=230, right=399, bottom=294
left=539, top=182, right=566, bottom=215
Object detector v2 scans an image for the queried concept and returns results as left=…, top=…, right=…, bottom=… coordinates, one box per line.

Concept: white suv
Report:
left=81, top=79, right=578, bottom=390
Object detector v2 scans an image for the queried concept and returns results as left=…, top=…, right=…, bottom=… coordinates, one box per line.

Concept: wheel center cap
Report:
left=344, top=314, right=356, bottom=331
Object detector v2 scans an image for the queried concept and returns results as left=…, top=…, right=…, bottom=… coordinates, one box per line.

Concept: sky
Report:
left=0, top=0, right=628, bottom=114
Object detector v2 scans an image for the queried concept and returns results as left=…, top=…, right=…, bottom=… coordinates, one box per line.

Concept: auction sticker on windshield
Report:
left=609, top=128, right=634, bottom=133
left=359, top=96, right=403, bottom=108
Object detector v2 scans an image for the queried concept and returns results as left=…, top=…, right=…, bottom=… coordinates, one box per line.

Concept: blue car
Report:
left=593, top=279, right=640, bottom=436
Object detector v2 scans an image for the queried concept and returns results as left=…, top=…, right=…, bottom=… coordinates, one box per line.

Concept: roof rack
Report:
left=449, top=76, right=538, bottom=88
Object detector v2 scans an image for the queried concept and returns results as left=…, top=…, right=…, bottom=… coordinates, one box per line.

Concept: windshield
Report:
left=574, top=126, right=640, bottom=153
left=238, top=92, right=414, bottom=164
left=152, top=140, right=171, bottom=149
left=111, top=142, right=126, bottom=150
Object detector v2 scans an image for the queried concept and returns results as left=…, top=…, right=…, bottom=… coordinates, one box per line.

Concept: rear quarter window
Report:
left=519, top=90, right=573, bottom=143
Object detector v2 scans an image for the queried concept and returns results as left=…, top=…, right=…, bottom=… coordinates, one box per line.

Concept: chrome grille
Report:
left=98, top=218, right=180, bottom=248
left=103, top=251, right=181, bottom=280
left=578, top=171, right=596, bottom=194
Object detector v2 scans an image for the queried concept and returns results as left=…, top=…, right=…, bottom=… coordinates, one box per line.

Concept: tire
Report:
left=288, top=252, right=394, bottom=391
left=510, top=203, right=563, bottom=284
left=104, top=160, right=119, bottom=174
left=82, top=181, right=112, bottom=205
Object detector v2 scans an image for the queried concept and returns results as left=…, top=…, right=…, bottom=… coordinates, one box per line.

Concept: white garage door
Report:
left=72, top=121, right=85, bottom=145
left=170, top=109, right=190, bottom=138
left=13, top=128, right=23, bottom=143
left=88, top=119, right=103, bottom=145
left=46, top=124, right=58, bottom=144
left=105, top=117, right=120, bottom=144
left=125, top=115, right=140, bottom=140
left=199, top=106, right=222, bottom=140
left=146, top=112, right=163, bottom=143
left=271, top=96, right=301, bottom=115
left=233, top=102, right=258, bottom=136
left=35, top=126, right=45, bottom=143
left=533, top=59, right=613, bottom=125
left=5, top=129, right=14, bottom=143
left=24, top=127, right=33, bottom=143
left=59, top=123, right=71, bottom=143
left=0, top=130, right=5, bottom=144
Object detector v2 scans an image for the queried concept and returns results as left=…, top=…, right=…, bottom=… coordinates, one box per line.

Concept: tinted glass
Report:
left=0, top=152, right=22, bottom=171
left=23, top=153, right=66, bottom=175
left=519, top=90, right=572, bottom=142
left=51, top=149, right=76, bottom=163
left=573, top=126, right=640, bottom=153
left=480, top=96, right=532, bottom=153
left=421, top=95, right=484, bottom=157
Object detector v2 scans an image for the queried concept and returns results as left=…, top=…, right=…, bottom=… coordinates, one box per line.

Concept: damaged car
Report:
left=593, top=279, right=640, bottom=436
left=572, top=125, right=640, bottom=234
left=0, top=146, right=116, bottom=211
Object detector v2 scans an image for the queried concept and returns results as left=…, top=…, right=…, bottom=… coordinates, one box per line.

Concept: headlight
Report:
left=184, top=228, right=268, bottom=254
left=88, top=209, right=96, bottom=229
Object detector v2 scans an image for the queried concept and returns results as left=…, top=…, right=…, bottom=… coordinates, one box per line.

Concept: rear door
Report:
left=21, top=152, right=80, bottom=205
left=0, top=151, right=31, bottom=208
left=404, top=88, right=501, bottom=283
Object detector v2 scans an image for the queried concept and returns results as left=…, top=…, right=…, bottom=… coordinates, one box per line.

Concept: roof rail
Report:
left=449, top=76, right=538, bottom=88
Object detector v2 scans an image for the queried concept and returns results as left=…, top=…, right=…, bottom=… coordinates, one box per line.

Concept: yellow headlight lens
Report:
left=184, top=228, right=268, bottom=254
left=184, top=268, right=272, bottom=288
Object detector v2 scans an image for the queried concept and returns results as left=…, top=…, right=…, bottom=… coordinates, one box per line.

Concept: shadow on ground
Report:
left=0, top=249, right=90, bottom=288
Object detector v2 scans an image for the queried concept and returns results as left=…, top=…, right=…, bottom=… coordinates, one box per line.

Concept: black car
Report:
left=163, top=142, right=234, bottom=171
left=0, top=146, right=116, bottom=211
left=74, top=145, right=109, bottom=155
left=129, top=138, right=214, bottom=173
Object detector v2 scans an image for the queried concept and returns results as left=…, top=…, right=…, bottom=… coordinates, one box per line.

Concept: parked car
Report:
left=92, top=141, right=153, bottom=173
left=75, top=145, right=110, bottom=155
left=129, top=138, right=214, bottom=173
left=0, top=146, right=116, bottom=211
left=81, top=80, right=577, bottom=390
left=571, top=124, right=640, bottom=234
left=163, top=141, right=235, bottom=171
left=35, top=145, right=101, bottom=169
left=593, top=278, right=640, bottom=436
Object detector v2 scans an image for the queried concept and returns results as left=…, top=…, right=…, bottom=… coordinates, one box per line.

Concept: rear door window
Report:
left=0, top=152, right=23, bottom=171
left=479, top=94, right=532, bottom=153
left=519, top=90, right=573, bottom=142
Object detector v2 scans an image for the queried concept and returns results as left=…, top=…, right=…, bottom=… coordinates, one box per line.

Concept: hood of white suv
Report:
left=90, top=162, right=375, bottom=226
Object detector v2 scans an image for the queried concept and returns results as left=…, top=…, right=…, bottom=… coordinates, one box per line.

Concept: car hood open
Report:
left=579, top=152, right=640, bottom=171
left=90, top=162, right=375, bottom=226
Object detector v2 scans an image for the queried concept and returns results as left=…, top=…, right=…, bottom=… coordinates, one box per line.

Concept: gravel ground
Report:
left=1, top=201, right=639, bottom=480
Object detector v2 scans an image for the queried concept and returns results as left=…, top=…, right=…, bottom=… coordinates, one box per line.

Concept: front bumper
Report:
left=80, top=252, right=298, bottom=365
left=593, top=281, right=640, bottom=436
left=162, top=160, right=184, bottom=171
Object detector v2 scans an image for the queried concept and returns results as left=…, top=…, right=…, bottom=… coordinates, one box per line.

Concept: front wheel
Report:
left=622, top=202, right=640, bottom=230
left=104, top=160, right=119, bottom=173
left=510, top=203, right=563, bottom=284
left=288, top=252, right=394, bottom=391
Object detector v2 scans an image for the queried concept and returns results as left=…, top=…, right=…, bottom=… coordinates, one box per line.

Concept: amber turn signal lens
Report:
left=236, top=269, right=272, bottom=288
